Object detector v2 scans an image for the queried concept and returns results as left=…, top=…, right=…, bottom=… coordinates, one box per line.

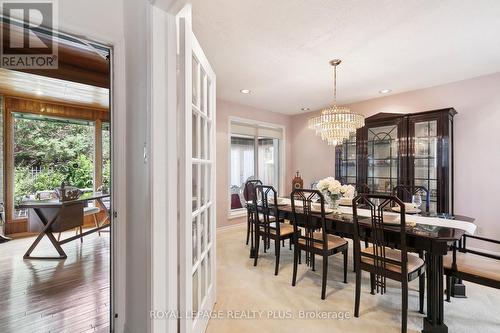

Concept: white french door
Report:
left=178, top=14, right=217, bottom=333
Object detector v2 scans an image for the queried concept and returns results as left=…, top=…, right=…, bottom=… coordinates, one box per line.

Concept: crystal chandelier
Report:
left=308, top=59, right=365, bottom=146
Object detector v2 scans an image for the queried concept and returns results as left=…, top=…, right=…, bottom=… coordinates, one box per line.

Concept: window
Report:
left=229, top=121, right=283, bottom=211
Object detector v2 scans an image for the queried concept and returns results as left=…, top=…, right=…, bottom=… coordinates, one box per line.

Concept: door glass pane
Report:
left=413, top=120, right=438, bottom=212
left=207, top=122, right=212, bottom=160
left=200, top=118, right=206, bottom=159
left=346, top=142, right=356, bottom=160
left=206, top=164, right=211, bottom=202
left=192, top=164, right=198, bottom=211
left=192, top=56, right=199, bottom=106
left=200, top=164, right=205, bottom=206
left=338, top=134, right=357, bottom=185
left=192, top=217, right=198, bottom=264
left=207, top=80, right=212, bottom=117
left=201, top=70, right=206, bottom=113
left=258, top=137, right=279, bottom=190
left=207, top=207, right=211, bottom=244
left=367, top=125, right=398, bottom=194
left=207, top=250, right=212, bottom=288
left=192, top=269, right=199, bottom=314
left=192, top=114, right=198, bottom=158
left=230, top=136, right=255, bottom=209
left=201, top=257, right=207, bottom=303
left=200, top=211, right=205, bottom=253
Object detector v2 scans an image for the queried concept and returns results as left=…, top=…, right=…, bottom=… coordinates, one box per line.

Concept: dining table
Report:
left=250, top=198, right=477, bottom=333
left=18, top=192, right=111, bottom=260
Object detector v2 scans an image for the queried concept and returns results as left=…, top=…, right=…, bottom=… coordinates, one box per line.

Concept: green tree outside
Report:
left=13, top=116, right=109, bottom=202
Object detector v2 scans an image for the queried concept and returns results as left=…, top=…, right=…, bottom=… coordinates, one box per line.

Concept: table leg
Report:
left=449, top=277, right=467, bottom=298
left=423, top=252, right=447, bottom=333
left=249, top=211, right=256, bottom=258
left=24, top=209, right=67, bottom=260
left=95, top=198, right=111, bottom=232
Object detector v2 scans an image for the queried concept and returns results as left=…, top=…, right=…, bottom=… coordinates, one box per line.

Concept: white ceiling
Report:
left=191, top=0, right=500, bottom=114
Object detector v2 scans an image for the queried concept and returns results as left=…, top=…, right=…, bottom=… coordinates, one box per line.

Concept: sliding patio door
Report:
left=178, top=13, right=217, bottom=333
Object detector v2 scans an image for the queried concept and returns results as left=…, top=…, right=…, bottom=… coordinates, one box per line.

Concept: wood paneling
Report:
left=4, top=218, right=26, bottom=234
left=0, top=68, right=109, bottom=109
left=0, top=232, right=110, bottom=332
left=5, top=96, right=109, bottom=121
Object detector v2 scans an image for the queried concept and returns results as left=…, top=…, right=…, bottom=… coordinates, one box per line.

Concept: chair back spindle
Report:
left=392, top=185, right=430, bottom=212
left=254, top=185, right=279, bottom=234
left=290, top=189, right=328, bottom=252
left=353, top=194, right=408, bottom=294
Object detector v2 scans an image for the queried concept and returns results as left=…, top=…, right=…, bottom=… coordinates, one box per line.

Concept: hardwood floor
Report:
left=0, top=230, right=110, bottom=333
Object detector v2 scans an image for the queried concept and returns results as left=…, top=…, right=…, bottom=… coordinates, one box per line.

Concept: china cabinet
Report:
left=336, top=108, right=456, bottom=214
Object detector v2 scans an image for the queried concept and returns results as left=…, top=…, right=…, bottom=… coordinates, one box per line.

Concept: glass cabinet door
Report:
left=413, top=120, right=438, bottom=212
left=336, top=133, right=357, bottom=185
left=366, top=125, right=399, bottom=194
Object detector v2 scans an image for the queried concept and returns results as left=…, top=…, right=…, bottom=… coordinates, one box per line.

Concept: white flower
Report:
left=340, top=184, right=355, bottom=198
left=328, top=180, right=341, bottom=194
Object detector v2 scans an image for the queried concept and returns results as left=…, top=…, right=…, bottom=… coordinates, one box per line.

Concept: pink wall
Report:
left=216, top=99, right=293, bottom=227
left=290, top=112, right=336, bottom=187
left=290, top=72, right=500, bottom=251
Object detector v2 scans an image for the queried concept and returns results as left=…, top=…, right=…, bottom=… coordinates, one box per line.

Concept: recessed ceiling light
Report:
left=35, top=90, right=44, bottom=96
left=240, top=89, right=251, bottom=94
left=301, top=107, right=310, bottom=111
left=379, top=89, right=392, bottom=94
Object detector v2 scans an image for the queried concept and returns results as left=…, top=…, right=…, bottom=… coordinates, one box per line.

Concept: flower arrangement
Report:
left=316, top=177, right=356, bottom=209
left=316, top=177, right=342, bottom=201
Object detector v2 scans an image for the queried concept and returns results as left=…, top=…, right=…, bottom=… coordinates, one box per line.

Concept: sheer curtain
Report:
left=229, top=121, right=283, bottom=211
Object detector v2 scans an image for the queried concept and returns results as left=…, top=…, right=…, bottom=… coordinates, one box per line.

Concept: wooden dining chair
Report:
left=392, top=184, right=430, bottom=213
left=352, top=194, right=426, bottom=333
left=352, top=183, right=370, bottom=194
left=244, top=179, right=263, bottom=246
left=445, top=234, right=500, bottom=301
left=57, top=205, right=101, bottom=242
left=253, top=185, right=294, bottom=275
left=290, top=188, right=348, bottom=300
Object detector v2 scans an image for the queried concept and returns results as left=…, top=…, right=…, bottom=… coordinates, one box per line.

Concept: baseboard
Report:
left=217, top=221, right=246, bottom=232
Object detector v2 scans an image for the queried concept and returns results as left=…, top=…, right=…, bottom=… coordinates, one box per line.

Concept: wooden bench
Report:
left=444, top=234, right=500, bottom=301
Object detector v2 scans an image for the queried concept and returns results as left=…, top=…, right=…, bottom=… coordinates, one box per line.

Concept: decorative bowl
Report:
left=54, top=186, right=82, bottom=202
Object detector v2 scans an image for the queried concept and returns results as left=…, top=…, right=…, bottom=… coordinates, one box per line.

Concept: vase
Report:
left=325, top=195, right=340, bottom=211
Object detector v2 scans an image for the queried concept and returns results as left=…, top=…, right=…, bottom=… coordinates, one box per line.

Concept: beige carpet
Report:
left=206, top=224, right=500, bottom=333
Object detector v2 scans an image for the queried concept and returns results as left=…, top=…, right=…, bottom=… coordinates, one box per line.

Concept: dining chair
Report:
left=392, top=184, right=430, bottom=213
left=253, top=185, right=294, bottom=275
left=352, top=183, right=370, bottom=194
left=290, top=188, right=348, bottom=300
left=391, top=184, right=428, bottom=299
left=244, top=179, right=262, bottom=246
left=445, top=234, right=500, bottom=301
left=352, top=194, right=426, bottom=333
left=57, top=205, right=101, bottom=242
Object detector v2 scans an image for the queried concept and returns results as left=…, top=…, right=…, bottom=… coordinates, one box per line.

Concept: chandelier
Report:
left=308, top=59, right=365, bottom=146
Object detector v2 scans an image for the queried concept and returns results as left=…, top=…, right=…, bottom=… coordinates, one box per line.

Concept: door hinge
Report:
left=113, top=211, right=118, bottom=218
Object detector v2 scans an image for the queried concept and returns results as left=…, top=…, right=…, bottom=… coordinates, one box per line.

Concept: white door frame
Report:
left=150, top=4, right=179, bottom=333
